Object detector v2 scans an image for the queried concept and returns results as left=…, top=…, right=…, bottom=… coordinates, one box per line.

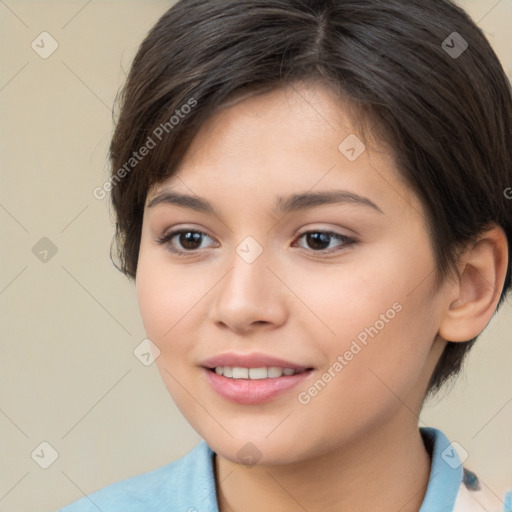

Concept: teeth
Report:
left=267, top=367, right=283, bottom=378
left=213, top=366, right=301, bottom=379
left=232, top=367, right=248, bottom=379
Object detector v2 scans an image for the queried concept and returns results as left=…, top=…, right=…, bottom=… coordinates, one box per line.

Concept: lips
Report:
left=200, top=352, right=314, bottom=405
left=200, top=352, right=312, bottom=371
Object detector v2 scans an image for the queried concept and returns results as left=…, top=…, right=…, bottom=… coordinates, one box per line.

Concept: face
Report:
left=136, top=82, right=450, bottom=465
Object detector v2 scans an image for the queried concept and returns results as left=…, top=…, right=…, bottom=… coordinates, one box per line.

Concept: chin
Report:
left=204, top=432, right=312, bottom=467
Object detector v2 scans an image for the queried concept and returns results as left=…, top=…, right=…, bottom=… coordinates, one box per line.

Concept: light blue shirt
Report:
left=59, top=427, right=511, bottom=512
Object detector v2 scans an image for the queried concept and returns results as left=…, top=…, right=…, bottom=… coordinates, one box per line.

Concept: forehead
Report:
left=148, top=82, right=421, bottom=219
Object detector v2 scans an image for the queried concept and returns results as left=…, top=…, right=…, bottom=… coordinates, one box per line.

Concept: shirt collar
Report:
left=419, top=427, right=463, bottom=512
left=180, top=426, right=462, bottom=512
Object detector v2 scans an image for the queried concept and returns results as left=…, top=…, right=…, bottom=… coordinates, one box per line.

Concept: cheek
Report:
left=136, top=248, right=206, bottom=344
left=136, top=261, right=176, bottom=343
left=309, top=248, right=437, bottom=401
left=136, top=253, right=204, bottom=410
left=300, top=262, right=401, bottom=344
left=293, top=300, right=436, bottom=452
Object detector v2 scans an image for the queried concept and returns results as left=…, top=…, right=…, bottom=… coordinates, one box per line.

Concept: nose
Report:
left=209, top=244, right=288, bottom=334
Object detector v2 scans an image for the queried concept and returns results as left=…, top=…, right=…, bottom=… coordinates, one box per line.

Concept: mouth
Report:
left=200, top=352, right=313, bottom=373
left=206, top=366, right=313, bottom=379
left=199, top=353, right=315, bottom=404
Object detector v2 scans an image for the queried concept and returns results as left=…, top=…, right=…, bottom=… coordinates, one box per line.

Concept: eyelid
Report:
left=156, top=225, right=356, bottom=257
left=294, top=226, right=354, bottom=238
left=293, top=229, right=356, bottom=253
left=155, top=227, right=218, bottom=255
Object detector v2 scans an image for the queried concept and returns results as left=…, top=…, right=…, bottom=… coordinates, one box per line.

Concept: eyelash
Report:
left=155, top=229, right=355, bottom=257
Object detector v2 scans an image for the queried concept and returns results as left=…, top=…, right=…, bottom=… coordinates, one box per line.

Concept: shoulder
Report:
left=57, top=441, right=217, bottom=512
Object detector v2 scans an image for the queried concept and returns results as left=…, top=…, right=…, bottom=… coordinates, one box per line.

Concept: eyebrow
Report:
left=147, top=189, right=383, bottom=215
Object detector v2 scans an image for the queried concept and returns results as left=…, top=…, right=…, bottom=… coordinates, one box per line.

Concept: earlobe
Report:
left=438, top=225, right=508, bottom=343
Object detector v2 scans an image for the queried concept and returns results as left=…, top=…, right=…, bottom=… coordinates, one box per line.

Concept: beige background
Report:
left=0, top=1, right=511, bottom=511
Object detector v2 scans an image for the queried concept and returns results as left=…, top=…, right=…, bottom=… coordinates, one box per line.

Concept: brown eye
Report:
left=176, top=231, right=204, bottom=250
left=156, top=229, right=216, bottom=255
left=294, top=231, right=354, bottom=253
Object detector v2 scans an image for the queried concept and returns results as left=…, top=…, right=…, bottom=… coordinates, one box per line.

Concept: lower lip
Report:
left=203, top=368, right=313, bottom=405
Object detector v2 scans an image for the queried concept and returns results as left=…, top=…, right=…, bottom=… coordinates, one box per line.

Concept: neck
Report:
left=214, top=414, right=431, bottom=512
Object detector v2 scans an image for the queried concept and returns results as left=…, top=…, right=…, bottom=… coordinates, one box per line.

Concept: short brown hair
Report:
left=108, top=0, right=512, bottom=396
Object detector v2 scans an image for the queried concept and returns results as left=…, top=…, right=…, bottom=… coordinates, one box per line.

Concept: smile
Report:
left=203, top=367, right=314, bottom=405
left=210, top=366, right=307, bottom=379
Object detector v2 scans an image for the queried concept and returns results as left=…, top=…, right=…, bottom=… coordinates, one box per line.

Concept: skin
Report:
left=136, top=82, right=508, bottom=512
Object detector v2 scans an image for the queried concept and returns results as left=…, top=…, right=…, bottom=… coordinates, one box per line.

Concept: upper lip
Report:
left=200, top=352, right=313, bottom=370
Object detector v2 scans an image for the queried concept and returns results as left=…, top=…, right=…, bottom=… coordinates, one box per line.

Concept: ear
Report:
left=438, top=225, right=509, bottom=342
